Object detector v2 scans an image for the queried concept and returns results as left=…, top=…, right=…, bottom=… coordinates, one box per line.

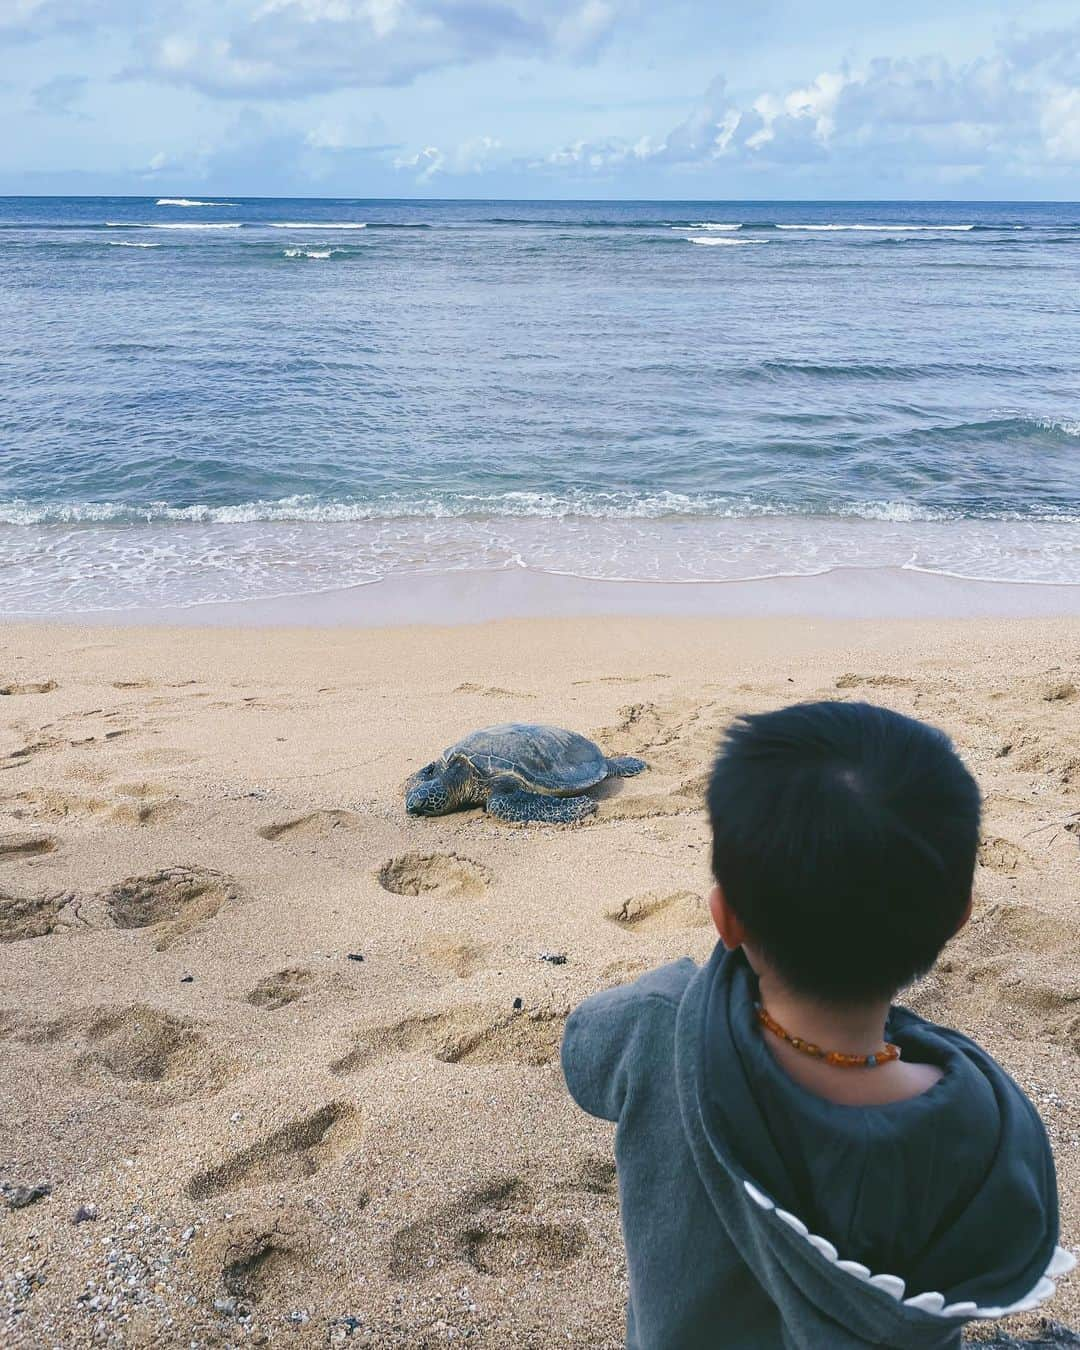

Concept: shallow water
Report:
left=2, top=197, right=1078, bottom=612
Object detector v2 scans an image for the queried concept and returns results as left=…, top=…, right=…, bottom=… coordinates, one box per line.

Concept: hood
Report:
left=674, top=945, right=1073, bottom=1349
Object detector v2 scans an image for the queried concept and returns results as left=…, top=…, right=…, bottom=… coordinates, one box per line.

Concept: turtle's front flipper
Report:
left=605, top=755, right=647, bottom=778
left=486, top=784, right=597, bottom=824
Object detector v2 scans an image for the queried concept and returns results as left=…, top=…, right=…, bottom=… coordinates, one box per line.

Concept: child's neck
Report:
left=755, top=970, right=942, bottom=1107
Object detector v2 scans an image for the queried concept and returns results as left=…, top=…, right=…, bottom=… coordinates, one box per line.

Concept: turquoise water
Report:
left=1, top=196, right=1078, bottom=612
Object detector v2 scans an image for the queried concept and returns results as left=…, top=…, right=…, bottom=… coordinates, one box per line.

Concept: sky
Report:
left=2, top=0, right=1080, bottom=199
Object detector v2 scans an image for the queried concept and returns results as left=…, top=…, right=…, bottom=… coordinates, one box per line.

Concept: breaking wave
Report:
left=269, top=222, right=369, bottom=230
left=774, top=223, right=975, bottom=232
left=1, top=491, right=1077, bottom=528
left=688, top=236, right=767, bottom=247
left=106, top=221, right=243, bottom=230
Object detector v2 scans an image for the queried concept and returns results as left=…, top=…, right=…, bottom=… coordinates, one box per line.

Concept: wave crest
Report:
left=269, top=222, right=368, bottom=230
left=689, top=236, right=767, bottom=247
left=2, top=492, right=1077, bottom=528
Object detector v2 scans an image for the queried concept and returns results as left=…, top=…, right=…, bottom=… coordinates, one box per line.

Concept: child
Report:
left=562, top=701, right=1073, bottom=1349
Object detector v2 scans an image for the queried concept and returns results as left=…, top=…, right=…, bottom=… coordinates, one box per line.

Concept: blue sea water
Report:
left=1, top=196, right=1079, bottom=613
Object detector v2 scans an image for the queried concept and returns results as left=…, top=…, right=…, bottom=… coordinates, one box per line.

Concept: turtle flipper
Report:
left=486, top=784, right=597, bottom=824
left=605, top=755, right=647, bottom=778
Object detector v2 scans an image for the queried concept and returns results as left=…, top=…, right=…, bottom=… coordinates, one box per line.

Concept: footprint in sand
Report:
left=600, top=957, right=650, bottom=985
left=378, top=852, right=493, bottom=899
left=108, top=783, right=185, bottom=827
left=834, top=673, right=914, bottom=690
left=247, top=967, right=316, bottom=1010
left=194, top=1205, right=314, bottom=1306
left=9, top=789, right=114, bottom=821
left=422, top=934, right=490, bottom=979
left=1006, top=734, right=1080, bottom=787
left=0, top=679, right=57, bottom=696
left=606, top=889, right=711, bottom=933
left=0, top=830, right=58, bottom=859
left=978, top=836, right=1029, bottom=874
left=599, top=780, right=703, bottom=821
left=454, top=682, right=536, bottom=699
left=0, top=887, right=66, bottom=943
left=928, top=903, right=1080, bottom=1054
left=1024, top=667, right=1079, bottom=704
left=71, top=1004, right=228, bottom=1096
left=99, top=866, right=239, bottom=950
left=1, top=867, right=238, bottom=948
left=186, top=1101, right=363, bottom=1200
left=332, top=1003, right=564, bottom=1074
left=388, top=1176, right=587, bottom=1281
left=567, top=1156, right=618, bottom=1196
left=257, top=809, right=363, bottom=842
left=2, top=737, right=61, bottom=770
left=11, top=785, right=183, bottom=828
left=0, top=1003, right=231, bottom=1098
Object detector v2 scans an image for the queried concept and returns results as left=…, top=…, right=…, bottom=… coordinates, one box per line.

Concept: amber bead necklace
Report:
left=755, top=1001, right=901, bottom=1069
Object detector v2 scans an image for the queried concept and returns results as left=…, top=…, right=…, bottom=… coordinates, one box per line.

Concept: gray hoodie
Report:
left=561, top=944, right=1074, bottom=1349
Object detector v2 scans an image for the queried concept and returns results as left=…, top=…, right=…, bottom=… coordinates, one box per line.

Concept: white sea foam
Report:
left=688, top=236, right=767, bottom=247
left=776, top=223, right=974, bottom=232
left=106, top=221, right=243, bottom=230
left=0, top=514, right=1077, bottom=615
left=155, top=199, right=237, bottom=207
left=269, top=222, right=368, bottom=230
left=990, top=409, right=1080, bottom=439
left=676, top=222, right=742, bottom=230
left=1035, top=416, right=1080, bottom=437
left=2, top=492, right=1076, bottom=528
left=107, top=241, right=161, bottom=248
left=283, top=248, right=333, bottom=259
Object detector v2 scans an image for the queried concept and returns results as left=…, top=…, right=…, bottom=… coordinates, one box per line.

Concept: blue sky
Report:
left=3, top=0, right=1080, bottom=198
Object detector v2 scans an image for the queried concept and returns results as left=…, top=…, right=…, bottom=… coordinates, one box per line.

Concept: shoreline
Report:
left=5, top=564, right=1080, bottom=629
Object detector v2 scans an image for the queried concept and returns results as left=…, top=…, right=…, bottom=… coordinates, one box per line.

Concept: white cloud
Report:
left=539, top=23, right=1080, bottom=181
left=393, top=144, right=443, bottom=179
left=11, top=4, right=1080, bottom=196
left=1042, top=88, right=1080, bottom=162
left=393, top=135, right=502, bottom=180
left=1, top=0, right=170, bottom=40
left=121, top=0, right=628, bottom=97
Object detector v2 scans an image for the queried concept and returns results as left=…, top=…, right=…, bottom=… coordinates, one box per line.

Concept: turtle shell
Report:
left=447, top=723, right=608, bottom=795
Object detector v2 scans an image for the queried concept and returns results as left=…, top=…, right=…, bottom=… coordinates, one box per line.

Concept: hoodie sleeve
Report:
left=561, top=959, right=698, bottom=1122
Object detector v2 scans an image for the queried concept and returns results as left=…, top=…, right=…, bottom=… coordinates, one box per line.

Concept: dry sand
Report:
left=0, top=615, right=1077, bottom=1348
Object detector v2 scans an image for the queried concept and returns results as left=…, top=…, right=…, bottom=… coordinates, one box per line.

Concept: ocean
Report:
left=1, top=196, right=1078, bottom=614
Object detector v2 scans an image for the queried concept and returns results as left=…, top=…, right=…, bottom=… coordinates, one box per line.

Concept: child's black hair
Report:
left=707, top=700, right=981, bottom=1005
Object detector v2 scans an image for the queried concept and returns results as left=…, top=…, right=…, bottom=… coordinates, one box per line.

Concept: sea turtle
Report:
left=405, top=723, right=647, bottom=824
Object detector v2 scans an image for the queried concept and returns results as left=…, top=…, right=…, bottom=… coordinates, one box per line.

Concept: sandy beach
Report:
left=1, top=612, right=1078, bottom=1347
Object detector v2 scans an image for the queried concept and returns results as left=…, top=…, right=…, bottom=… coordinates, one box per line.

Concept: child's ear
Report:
left=708, top=884, right=748, bottom=950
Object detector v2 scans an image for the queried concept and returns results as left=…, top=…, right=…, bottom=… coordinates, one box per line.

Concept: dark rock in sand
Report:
left=2, top=1180, right=52, bottom=1210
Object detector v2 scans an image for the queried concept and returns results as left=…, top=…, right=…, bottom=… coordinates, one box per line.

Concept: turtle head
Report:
left=405, top=758, right=471, bottom=816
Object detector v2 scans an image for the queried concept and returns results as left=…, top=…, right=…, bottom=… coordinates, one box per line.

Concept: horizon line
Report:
left=2, top=193, right=1079, bottom=205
